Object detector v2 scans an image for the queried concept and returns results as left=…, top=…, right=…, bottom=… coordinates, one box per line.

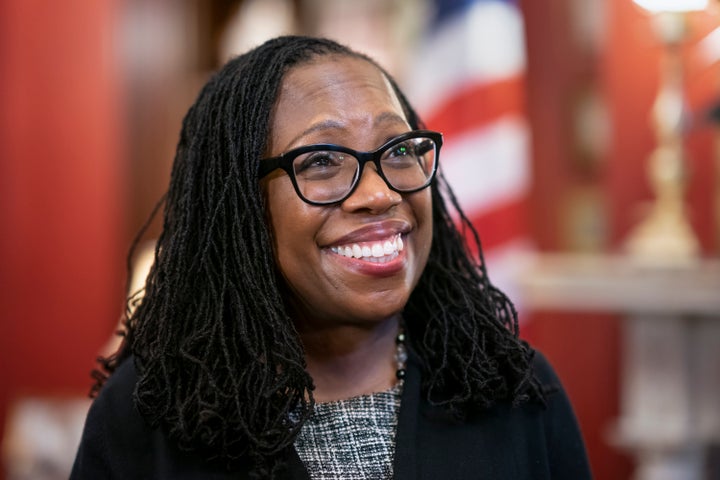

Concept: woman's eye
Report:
left=294, top=152, right=348, bottom=179
left=297, top=152, right=336, bottom=170
left=389, top=143, right=412, bottom=157
left=383, top=142, right=420, bottom=169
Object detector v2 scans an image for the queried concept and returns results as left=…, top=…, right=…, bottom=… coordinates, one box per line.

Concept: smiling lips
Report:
left=329, top=233, right=404, bottom=264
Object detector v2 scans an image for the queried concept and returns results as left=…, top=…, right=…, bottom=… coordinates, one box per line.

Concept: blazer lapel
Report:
left=284, top=447, right=311, bottom=480
left=392, top=353, right=421, bottom=480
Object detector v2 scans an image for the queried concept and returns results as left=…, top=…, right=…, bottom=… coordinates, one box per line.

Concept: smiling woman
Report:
left=262, top=57, right=434, bottom=361
left=70, top=36, right=591, bottom=479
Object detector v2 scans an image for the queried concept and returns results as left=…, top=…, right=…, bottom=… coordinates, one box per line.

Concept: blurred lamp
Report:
left=633, top=0, right=708, bottom=12
left=624, top=0, right=708, bottom=263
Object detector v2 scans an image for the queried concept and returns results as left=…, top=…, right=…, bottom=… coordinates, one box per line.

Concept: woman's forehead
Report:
left=270, top=56, right=406, bottom=148
left=280, top=56, right=399, bottom=107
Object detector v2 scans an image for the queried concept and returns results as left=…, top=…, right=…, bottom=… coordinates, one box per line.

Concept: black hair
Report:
left=96, top=35, right=541, bottom=476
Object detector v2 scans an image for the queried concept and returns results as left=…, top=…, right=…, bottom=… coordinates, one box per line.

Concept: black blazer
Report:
left=71, top=351, right=591, bottom=479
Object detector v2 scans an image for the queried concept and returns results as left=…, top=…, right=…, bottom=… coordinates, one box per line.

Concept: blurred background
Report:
left=1, top=0, right=720, bottom=478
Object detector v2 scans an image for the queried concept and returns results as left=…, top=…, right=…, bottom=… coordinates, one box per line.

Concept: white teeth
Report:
left=383, top=241, right=394, bottom=255
left=331, top=234, right=405, bottom=261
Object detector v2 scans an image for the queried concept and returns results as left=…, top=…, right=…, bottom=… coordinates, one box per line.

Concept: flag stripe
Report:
left=438, top=117, right=530, bottom=216
left=409, top=0, right=526, bottom=116
left=424, top=75, right=526, bottom=138
left=409, top=0, right=532, bottom=304
left=468, top=198, right=528, bottom=251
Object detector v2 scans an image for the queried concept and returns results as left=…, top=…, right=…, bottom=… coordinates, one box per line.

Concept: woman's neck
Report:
left=299, top=316, right=401, bottom=403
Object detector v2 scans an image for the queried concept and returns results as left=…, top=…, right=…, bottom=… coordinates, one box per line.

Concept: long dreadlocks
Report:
left=95, top=35, right=542, bottom=474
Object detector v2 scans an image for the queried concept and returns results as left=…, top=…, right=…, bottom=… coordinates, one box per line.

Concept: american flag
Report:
left=407, top=0, right=532, bottom=302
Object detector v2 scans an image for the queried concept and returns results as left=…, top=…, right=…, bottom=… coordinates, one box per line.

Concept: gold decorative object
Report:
left=625, top=4, right=706, bottom=265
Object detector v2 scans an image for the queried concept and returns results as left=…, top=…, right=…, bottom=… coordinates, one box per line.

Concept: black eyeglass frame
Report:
left=258, top=129, right=443, bottom=206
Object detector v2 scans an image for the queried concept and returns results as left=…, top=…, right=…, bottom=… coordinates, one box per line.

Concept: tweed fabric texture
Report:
left=294, top=384, right=402, bottom=479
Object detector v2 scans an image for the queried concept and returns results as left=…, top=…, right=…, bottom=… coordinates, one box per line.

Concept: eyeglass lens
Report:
left=292, top=136, right=438, bottom=204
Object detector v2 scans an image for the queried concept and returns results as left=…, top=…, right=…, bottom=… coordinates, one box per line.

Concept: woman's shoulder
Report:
left=83, top=356, right=151, bottom=444
left=525, top=347, right=576, bottom=415
left=526, top=348, right=592, bottom=477
left=70, top=356, right=148, bottom=478
left=100, top=355, right=139, bottom=396
left=72, top=356, right=250, bottom=479
left=529, top=349, right=563, bottom=393
left=89, top=356, right=143, bottom=425
left=404, top=347, right=591, bottom=478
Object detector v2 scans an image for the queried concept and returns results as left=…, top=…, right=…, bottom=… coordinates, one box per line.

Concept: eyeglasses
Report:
left=258, top=130, right=442, bottom=205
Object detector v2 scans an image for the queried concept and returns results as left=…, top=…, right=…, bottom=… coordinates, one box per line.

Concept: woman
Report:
left=71, top=36, right=591, bottom=479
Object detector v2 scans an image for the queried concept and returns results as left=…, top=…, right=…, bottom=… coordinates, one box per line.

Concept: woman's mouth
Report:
left=329, top=234, right=404, bottom=264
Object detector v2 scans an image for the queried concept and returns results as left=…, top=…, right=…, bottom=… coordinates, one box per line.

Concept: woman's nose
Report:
left=341, top=165, right=402, bottom=214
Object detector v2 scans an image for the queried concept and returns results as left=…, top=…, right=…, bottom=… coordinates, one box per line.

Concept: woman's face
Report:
left=262, top=55, right=433, bottom=327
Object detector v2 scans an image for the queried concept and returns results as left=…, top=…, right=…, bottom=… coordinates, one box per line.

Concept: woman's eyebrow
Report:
left=284, top=112, right=408, bottom=151
left=373, top=111, right=408, bottom=128
left=285, top=120, right=345, bottom=149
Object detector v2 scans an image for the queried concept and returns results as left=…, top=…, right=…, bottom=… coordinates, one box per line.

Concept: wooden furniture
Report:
left=520, top=254, right=720, bottom=480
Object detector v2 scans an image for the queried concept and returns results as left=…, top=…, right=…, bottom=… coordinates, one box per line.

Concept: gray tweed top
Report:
left=294, top=383, right=403, bottom=479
